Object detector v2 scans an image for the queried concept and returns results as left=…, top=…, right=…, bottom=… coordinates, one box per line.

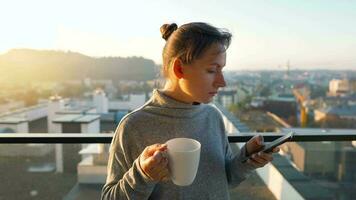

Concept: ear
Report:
left=172, top=58, right=184, bottom=79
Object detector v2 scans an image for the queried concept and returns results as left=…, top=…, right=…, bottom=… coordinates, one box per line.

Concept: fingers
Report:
left=141, top=148, right=170, bottom=181
left=249, top=134, right=264, bottom=146
left=144, top=150, right=167, bottom=170
left=246, top=135, right=265, bottom=155
left=143, top=143, right=167, bottom=157
left=246, top=152, right=274, bottom=168
left=153, top=151, right=169, bottom=170
left=153, top=157, right=170, bottom=182
left=148, top=144, right=167, bottom=155
left=157, top=154, right=170, bottom=181
left=272, top=147, right=280, bottom=153
left=158, top=168, right=170, bottom=182
left=253, top=152, right=272, bottom=163
left=255, top=135, right=264, bottom=146
left=247, top=159, right=265, bottom=168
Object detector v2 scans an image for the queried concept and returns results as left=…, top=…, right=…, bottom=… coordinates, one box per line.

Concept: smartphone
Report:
left=242, top=131, right=294, bottom=163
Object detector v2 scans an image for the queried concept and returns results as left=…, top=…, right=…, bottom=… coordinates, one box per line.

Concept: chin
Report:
left=201, top=98, right=213, bottom=104
left=194, top=95, right=213, bottom=104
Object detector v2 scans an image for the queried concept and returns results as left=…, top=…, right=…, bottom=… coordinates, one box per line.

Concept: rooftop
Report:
left=0, top=116, right=28, bottom=124
left=319, top=105, right=356, bottom=117
left=53, top=114, right=100, bottom=123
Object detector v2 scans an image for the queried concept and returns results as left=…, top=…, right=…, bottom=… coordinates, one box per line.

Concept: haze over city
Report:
left=1, top=0, right=355, bottom=70
left=1, top=1, right=356, bottom=199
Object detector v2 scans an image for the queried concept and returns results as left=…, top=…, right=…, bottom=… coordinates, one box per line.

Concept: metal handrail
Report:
left=1, top=130, right=355, bottom=143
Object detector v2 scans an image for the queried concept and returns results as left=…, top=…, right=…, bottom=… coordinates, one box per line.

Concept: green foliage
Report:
left=23, top=89, right=39, bottom=106
left=0, top=49, right=158, bottom=82
left=228, top=95, right=253, bottom=114
left=59, top=84, right=90, bottom=98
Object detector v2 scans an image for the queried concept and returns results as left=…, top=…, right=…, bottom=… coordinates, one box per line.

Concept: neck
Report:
left=162, top=81, right=194, bottom=104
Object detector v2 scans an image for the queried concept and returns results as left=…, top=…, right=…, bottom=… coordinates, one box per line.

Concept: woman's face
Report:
left=180, top=43, right=227, bottom=104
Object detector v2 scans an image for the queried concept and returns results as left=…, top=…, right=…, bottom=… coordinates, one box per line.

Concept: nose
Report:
left=215, top=72, right=226, bottom=88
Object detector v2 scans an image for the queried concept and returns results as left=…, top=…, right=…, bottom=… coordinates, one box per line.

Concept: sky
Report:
left=0, top=0, right=355, bottom=70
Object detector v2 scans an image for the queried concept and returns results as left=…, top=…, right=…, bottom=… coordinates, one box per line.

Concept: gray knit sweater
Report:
left=101, top=89, right=255, bottom=200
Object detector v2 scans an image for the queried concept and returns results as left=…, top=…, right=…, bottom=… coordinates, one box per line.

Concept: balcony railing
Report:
left=1, top=129, right=355, bottom=143
left=1, top=130, right=355, bottom=200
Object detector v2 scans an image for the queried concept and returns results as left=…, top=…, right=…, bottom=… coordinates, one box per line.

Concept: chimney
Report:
left=48, top=95, right=64, bottom=133
left=93, top=88, right=108, bottom=113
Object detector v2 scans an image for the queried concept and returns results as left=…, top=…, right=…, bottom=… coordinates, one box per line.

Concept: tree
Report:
left=23, top=89, right=39, bottom=106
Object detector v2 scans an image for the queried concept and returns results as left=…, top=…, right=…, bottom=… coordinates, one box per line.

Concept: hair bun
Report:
left=160, top=23, right=178, bottom=41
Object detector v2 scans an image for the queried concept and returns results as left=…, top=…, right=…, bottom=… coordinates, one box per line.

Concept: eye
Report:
left=207, top=69, right=217, bottom=74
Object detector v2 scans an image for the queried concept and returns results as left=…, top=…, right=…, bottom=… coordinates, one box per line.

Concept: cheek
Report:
left=198, top=74, right=215, bottom=86
left=183, top=72, right=215, bottom=94
left=191, top=74, right=215, bottom=91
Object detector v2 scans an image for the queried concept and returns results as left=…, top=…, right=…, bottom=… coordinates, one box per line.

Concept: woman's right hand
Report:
left=139, top=144, right=170, bottom=182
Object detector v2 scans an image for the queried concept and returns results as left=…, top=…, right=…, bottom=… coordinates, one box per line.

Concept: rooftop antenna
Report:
left=287, top=60, right=290, bottom=76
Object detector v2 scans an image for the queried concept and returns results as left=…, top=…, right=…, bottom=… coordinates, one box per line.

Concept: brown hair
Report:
left=160, top=22, right=232, bottom=77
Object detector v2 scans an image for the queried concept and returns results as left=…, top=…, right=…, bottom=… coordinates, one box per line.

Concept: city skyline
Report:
left=1, top=0, right=356, bottom=70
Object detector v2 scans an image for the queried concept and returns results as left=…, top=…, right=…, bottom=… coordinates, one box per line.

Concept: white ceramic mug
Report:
left=165, top=138, right=201, bottom=186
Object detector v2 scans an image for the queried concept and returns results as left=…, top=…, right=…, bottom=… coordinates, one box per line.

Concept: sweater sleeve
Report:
left=214, top=109, right=256, bottom=187
left=101, top=117, right=157, bottom=200
left=224, top=136, right=256, bottom=188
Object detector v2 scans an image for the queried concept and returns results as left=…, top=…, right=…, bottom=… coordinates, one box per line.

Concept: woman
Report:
left=101, top=22, right=279, bottom=200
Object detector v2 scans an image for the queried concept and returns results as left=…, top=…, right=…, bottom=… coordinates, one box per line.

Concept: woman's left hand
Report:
left=245, top=135, right=280, bottom=168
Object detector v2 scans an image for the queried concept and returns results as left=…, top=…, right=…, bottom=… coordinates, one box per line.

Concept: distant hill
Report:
left=0, top=49, right=159, bottom=82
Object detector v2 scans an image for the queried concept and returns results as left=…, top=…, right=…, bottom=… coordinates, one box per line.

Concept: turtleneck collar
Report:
left=142, top=89, right=206, bottom=118
left=152, top=89, right=202, bottom=109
